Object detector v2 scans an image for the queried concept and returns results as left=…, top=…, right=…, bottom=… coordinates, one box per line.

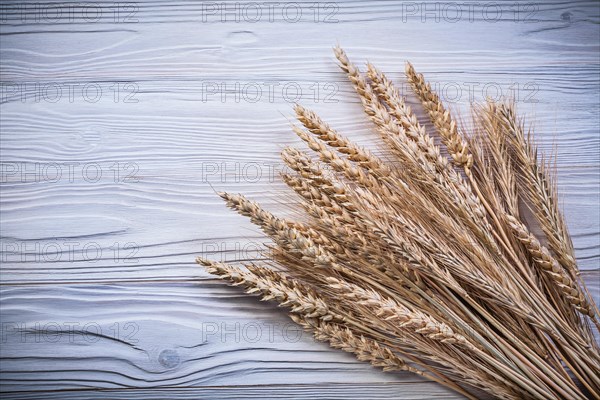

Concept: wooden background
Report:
left=1, top=1, right=598, bottom=398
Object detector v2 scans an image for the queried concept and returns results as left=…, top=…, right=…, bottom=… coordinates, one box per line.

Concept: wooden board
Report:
left=1, top=0, right=599, bottom=398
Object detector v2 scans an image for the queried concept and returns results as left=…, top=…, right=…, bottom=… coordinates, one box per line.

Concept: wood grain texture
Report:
left=0, top=384, right=458, bottom=400
left=1, top=0, right=599, bottom=398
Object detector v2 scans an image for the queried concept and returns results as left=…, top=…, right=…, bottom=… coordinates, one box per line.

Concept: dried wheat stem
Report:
left=358, top=195, right=521, bottom=311
left=291, top=315, right=480, bottom=400
left=497, top=104, right=594, bottom=327
left=328, top=278, right=559, bottom=399
left=292, top=93, right=588, bottom=382
left=197, top=259, right=343, bottom=322
left=218, top=193, right=365, bottom=282
left=281, top=173, right=424, bottom=289
left=292, top=125, right=390, bottom=192
left=301, top=198, right=422, bottom=287
left=404, top=61, right=472, bottom=170
left=334, top=48, right=495, bottom=252
left=198, top=47, right=599, bottom=399
left=201, top=258, right=538, bottom=398
left=281, top=147, right=330, bottom=183
left=333, top=47, right=433, bottom=174
left=506, top=215, right=596, bottom=320
left=280, top=148, right=359, bottom=219
left=292, top=314, right=411, bottom=371
left=282, top=180, right=393, bottom=276
left=476, top=103, right=521, bottom=216
left=366, top=63, right=442, bottom=163
left=327, top=277, right=476, bottom=350
left=281, top=173, right=354, bottom=223
left=280, top=148, right=357, bottom=213
left=371, top=65, right=505, bottom=253
left=294, top=104, right=391, bottom=175
left=218, top=192, right=341, bottom=265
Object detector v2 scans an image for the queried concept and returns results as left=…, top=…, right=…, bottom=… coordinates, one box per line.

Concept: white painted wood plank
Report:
left=1, top=0, right=598, bottom=398
left=0, top=383, right=457, bottom=400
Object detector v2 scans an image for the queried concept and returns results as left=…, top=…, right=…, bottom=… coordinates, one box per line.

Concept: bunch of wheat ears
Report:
left=197, top=46, right=600, bottom=399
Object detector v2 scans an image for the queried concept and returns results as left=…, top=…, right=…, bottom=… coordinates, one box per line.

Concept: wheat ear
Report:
left=197, top=259, right=344, bottom=321
left=405, top=61, right=472, bottom=170
left=505, top=215, right=596, bottom=321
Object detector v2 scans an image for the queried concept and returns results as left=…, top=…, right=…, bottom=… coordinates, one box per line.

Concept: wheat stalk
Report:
left=197, top=47, right=600, bottom=399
